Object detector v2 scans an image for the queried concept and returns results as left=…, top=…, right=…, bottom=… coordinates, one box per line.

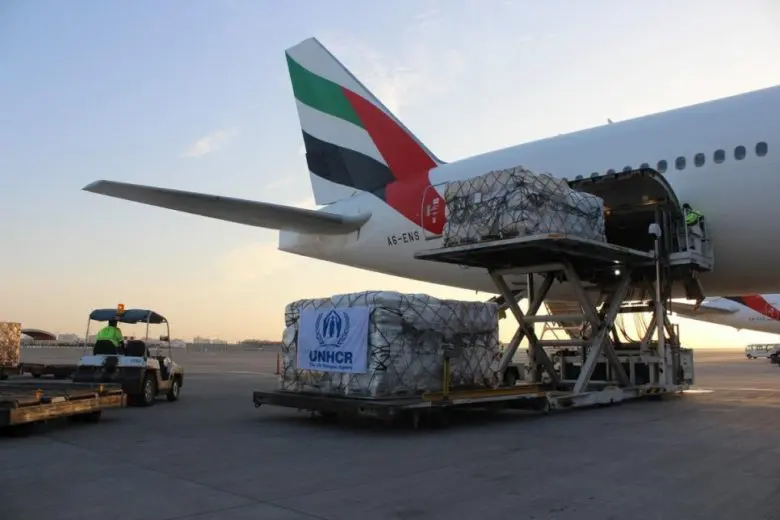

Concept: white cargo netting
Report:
left=280, top=291, right=500, bottom=398
left=442, top=166, right=606, bottom=246
left=0, top=322, right=21, bottom=368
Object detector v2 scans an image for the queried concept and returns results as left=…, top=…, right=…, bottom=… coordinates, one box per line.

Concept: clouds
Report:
left=317, top=11, right=467, bottom=118
left=181, top=128, right=239, bottom=158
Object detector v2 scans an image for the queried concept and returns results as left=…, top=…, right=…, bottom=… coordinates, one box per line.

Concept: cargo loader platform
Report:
left=416, top=233, right=657, bottom=284
left=413, top=167, right=704, bottom=405
left=0, top=379, right=126, bottom=428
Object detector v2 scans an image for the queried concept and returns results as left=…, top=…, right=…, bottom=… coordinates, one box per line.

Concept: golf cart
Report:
left=71, top=305, right=184, bottom=406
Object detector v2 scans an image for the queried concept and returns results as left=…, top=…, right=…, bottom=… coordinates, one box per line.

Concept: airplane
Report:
left=670, top=294, right=780, bottom=335
left=82, top=36, right=780, bottom=304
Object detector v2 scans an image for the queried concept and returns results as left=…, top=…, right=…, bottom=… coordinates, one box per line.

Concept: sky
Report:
left=2, top=0, right=780, bottom=345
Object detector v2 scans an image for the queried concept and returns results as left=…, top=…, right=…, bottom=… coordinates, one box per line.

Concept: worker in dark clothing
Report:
left=96, top=318, right=124, bottom=348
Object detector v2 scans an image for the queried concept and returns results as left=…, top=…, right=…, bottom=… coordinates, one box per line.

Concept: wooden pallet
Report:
left=0, top=380, right=126, bottom=427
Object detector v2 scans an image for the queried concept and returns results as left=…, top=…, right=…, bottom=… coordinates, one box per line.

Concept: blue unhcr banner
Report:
left=297, top=306, right=370, bottom=373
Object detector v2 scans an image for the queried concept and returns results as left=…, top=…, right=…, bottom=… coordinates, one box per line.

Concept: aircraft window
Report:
left=675, top=156, right=686, bottom=170
left=640, top=162, right=649, bottom=169
left=735, top=145, right=746, bottom=160
left=714, top=149, right=725, bottom=163
left=694, top=153, right=705, bottom=167
left=756, top=141, right=768, bottom=157
left=657, top=159, right=667, bottom=173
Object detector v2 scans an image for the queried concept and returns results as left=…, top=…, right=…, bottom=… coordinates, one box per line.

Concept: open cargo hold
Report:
left=0, top=380, right=126, bottom=427
left=279, top=291, right=500, bottom=398
left=442, top=166, right=606, bottom=247
left=0, top=322, right=21, bottom=377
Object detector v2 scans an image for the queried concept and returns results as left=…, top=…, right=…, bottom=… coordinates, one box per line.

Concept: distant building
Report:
left=21, top=329, right=56, bottom=341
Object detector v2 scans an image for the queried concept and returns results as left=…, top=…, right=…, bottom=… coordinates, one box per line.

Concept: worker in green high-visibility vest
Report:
left=682, top=203, right=705, bottom=250
left=683, top=203, right=703, bottom=226
left=96, top=318, right=124, bottom=348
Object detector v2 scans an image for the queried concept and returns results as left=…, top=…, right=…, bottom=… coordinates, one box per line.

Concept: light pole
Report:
left=648, top=222, right=665, bottom=386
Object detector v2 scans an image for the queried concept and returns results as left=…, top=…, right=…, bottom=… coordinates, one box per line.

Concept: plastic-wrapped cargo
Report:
left=279, top=291, right=500, bottom=398
left=0, top=322, right=21, bottom=370
left=442, top=166, right=606, bottom=246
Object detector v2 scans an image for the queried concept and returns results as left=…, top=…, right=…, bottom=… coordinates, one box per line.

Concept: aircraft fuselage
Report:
left=280, top=85, right=780, bottom=299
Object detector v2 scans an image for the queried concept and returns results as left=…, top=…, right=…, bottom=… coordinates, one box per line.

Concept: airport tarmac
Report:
left=2, top=347, right=779, bottom=520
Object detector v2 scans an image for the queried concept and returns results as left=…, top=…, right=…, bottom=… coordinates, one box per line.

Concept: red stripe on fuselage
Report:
left=342, top=88, right=445, bottom=235
left=738, top=295, right=780, bottom=320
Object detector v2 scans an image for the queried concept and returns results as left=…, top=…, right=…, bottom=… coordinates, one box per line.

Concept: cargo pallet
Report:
left=0, top=380, right=126, bottom=428
left=254, top=169, right=710, bottom=427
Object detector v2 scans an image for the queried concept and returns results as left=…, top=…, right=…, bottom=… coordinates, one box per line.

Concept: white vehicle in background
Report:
left=744, top=344, right=780, bottom=361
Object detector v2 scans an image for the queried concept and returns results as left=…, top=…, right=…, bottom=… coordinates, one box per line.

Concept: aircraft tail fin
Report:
left=285, top=37, right=443, bottom=205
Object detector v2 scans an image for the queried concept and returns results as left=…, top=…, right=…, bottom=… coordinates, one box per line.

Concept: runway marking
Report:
left=684, top=387, right=780, bottom=394
left=707, top=387, right=780, bottom=393
left=183, top=370, right=275, bottom=376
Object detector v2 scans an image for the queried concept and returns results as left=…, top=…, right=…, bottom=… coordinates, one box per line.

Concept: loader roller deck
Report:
left=415, top=234, right=657, bottom=285
left=0, top=379, right=126, bottom=427
left=253, top=383, right=679, bottom=428
left=251, top=383, right=617, bottom=427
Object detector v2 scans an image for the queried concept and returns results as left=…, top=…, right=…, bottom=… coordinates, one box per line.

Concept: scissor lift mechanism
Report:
left=419, top=233, right=695, bottom=400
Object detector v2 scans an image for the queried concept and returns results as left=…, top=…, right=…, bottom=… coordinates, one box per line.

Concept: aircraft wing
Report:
left=668, top=300, right=738, bottom=318
left=83, top=180, right=370, bottom=235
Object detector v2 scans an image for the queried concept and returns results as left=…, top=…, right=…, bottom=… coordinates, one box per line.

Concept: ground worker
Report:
left=682, top=203, right=705, bottom=250
left=96, top=318, right=124, bottom=348
left=683, top=203, right=704, bottom=227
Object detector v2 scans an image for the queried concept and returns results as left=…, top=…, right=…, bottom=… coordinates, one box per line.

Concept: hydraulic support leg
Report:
left=571, top=269, right=633, bottom=394
left=561, top=264, right=630, bottom=389
left=636, top=280, right=679, bottom=386
left=491, top=271, right=559, bottom=385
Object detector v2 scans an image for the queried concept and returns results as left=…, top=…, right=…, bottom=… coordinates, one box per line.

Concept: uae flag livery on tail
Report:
left=285, top=37, right=446, bottom=235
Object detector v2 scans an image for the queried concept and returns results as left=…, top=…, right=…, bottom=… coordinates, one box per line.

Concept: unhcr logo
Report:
left=315, top=310, right=351, bottom=348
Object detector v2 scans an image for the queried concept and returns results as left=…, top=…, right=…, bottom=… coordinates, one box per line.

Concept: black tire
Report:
left=140, top=374, right=157, bottom=407
left=166, top=378, right=180, bottom=402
